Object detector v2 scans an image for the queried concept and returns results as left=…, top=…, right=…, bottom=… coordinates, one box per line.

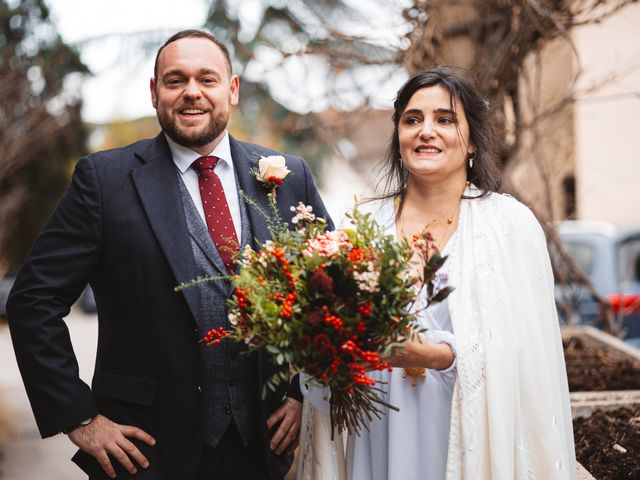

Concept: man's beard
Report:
left=157, top=108, right=228, bottom=149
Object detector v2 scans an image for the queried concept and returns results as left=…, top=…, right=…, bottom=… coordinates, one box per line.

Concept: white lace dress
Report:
left=345, top=202, right=458, bottom=480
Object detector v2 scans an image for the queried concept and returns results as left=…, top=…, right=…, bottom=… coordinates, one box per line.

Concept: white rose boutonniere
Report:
left=255, top=155, right=291, bottom=185
left=252, top=155, right=292, bottom=202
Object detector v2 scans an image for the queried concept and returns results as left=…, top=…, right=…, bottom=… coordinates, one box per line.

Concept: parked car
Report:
left=0, top=275, right=15, bottom=317
left=0, top=274, right=96, bottom=316
left=554, top=220, right=640, bottom=346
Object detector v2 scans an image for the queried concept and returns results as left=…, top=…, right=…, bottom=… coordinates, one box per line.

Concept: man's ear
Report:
left=150, top=78, right=158, bottom=109
left=229, top=75, right=239, bottom=106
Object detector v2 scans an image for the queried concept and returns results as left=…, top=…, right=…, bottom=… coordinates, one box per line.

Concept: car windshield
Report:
left=617, top=236, right=640, bottom=287
left=564, top=241, right=594, bottom=276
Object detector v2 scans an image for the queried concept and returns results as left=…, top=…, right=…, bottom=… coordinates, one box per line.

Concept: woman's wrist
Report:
left=421, top=341, right=455, bottom=370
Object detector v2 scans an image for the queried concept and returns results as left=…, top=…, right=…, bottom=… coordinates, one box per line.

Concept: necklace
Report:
left=433, top=202, right=460, bottom=251
left=395, top=198, right=461, bottom=253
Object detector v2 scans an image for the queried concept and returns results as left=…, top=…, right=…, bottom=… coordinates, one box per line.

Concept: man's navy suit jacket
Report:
left=7, top=133, right=333, bottom=479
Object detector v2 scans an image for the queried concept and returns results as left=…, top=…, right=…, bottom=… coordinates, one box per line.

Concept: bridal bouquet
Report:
left=199, top=197, right=452, bottom=434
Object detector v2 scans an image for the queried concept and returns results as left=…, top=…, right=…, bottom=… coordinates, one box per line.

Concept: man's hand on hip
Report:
left=266, top=397, right=302, bottom=455
left=67, top=413, right=156, bottom=478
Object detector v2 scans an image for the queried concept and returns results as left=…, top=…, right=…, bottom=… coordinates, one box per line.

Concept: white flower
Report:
left=290, top=202, right=316, bottom=224
left=256, top=155, right=291, bottom=184
left=228, top=311, right=240, bottom=326
left=256, top=241, right=276, bottom=267
left=261, top=240, right=275, bottom=252
left=353, top=263, right=380, bottom=293
left=257, top=253, right=268, bottom=268
left=238, top=244, right=254, bottom=266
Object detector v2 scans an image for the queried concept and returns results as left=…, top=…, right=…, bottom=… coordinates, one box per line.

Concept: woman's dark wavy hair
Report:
left=376, top=66, right=502, bottom=208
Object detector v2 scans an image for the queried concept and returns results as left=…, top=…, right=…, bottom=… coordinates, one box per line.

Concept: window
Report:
left=564, top=242, right=594, bottom=276
left=617, top=237, right=640, bottom=285
left=562, top=175, right=576, bottom=219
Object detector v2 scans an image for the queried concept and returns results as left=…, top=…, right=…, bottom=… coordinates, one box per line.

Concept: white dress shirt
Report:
left=166, top=131, right=242, bottom=243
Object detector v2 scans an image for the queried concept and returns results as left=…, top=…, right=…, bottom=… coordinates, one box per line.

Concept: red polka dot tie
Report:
left=193, top=156, right=239, bottom=273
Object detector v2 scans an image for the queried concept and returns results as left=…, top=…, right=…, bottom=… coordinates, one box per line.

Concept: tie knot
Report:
left=194, top=156, right=219, bottom=173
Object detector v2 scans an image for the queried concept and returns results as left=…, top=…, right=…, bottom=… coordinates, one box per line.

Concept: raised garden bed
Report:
left=562, top=326, right=640, bottom=480
left=562, top=326, right=640, bottom=392
left=573, top=405, right=640, bottom=480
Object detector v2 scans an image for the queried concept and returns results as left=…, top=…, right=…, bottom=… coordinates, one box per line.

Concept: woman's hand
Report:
left=387, top=337, right=454, bottom=371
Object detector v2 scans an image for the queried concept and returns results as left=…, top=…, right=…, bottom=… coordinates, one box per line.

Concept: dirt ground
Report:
left=563, top=337, right=640, bottom=391
left=574, top=405, right=640, bottom=480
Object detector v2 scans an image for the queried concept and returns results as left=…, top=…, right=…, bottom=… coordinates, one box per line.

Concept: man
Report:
left=7, top=30, right=332, bottom=479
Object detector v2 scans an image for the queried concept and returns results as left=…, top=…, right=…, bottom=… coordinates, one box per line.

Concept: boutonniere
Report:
left=252, top=155, right=292, bottom=203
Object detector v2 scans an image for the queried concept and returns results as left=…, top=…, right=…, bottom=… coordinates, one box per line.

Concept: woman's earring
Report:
left=468, top=153, right=475, bottom=169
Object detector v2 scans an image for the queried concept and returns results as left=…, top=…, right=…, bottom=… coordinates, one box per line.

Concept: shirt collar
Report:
left=165, top=131, right=234, bottom=173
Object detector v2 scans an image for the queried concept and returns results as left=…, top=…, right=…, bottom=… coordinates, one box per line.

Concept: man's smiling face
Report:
left=150, top=36, right=239, bottom=155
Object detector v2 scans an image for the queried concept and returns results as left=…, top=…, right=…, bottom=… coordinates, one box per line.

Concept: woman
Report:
left=299, top=67, right=575, bottom=480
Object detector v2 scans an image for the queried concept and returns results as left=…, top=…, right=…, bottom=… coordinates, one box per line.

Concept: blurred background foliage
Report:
left=0, top=0, right=88, bottom=272
left=203, top=0, right=403, bottom=177
left=0, top=0, right=637, bottom=309
left=202, top=0, right=637, bottom=191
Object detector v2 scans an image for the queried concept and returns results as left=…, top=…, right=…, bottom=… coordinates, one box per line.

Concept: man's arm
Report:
left=7, top=156, right=102, bottom=437
left=7, top=157, right=156, bottom=478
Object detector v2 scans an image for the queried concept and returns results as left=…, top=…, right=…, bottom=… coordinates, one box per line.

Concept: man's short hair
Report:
left=153, top=29, right=233, bottom=79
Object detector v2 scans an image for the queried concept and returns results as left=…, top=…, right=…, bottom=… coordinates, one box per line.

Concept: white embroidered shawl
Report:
left=445, top=187, right=576, bottom=480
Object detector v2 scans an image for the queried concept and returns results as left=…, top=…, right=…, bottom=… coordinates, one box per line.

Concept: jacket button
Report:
left=225, top=404, right=231, bottom=414
left=197, top=385, right=202, bottom=393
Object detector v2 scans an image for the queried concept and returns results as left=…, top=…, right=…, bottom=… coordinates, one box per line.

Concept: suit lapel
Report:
left=131, top=134, right=200, bottom=320
left=188, top=225, right=228, bottom=277
left=229, top=136, right=272, bottom=248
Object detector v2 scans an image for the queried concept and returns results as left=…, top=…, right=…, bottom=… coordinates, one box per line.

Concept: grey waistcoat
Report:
left=177, top=171, right=259, bottom=448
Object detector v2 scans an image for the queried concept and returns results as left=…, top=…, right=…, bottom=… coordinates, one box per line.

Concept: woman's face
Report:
left=398, top=84, right=474, bottom=183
